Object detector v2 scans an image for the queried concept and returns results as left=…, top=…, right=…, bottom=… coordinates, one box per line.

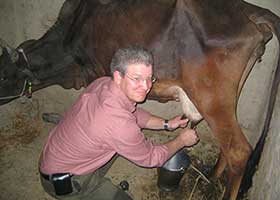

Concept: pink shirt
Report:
left=40, top=77, right=169, bottom=175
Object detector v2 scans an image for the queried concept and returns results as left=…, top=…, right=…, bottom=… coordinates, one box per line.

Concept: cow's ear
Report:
left=113, top=71, right=123, bottom=84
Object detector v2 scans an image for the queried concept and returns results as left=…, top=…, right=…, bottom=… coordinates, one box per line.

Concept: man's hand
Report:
left=178, top=128, right=199, bottom=147
left=164, top=127, right=199, bottom=156
left=167, top=115, right=189, bottom=130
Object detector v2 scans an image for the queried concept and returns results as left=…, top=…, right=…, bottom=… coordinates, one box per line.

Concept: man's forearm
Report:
left=145, top=115, right=166, bottom=130
left=163, top=136, right=185, bottom=157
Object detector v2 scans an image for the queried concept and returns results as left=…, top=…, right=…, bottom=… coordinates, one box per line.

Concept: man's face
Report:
left=114, top=63, right=154, bottom=103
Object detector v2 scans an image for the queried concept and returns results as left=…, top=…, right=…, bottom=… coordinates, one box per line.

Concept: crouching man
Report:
left=39, top=45, right=199, bottom=200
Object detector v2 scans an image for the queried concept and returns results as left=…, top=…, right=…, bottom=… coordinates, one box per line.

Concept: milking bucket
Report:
left=157, top=149, right=191, bottom=192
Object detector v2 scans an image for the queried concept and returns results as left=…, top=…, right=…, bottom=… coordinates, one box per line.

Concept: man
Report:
left=39, top=46, right=199, bottom=200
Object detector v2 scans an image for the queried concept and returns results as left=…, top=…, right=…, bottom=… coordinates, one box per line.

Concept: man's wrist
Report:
left=163, top=119, right=169, bottom=130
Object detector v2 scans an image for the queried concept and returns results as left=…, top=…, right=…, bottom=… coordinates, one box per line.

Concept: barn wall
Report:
left=0, top=0, right=279, bottom=199
left=249, top=86, right=280, bottom=199
left=0, top=0, right=64, bottom=47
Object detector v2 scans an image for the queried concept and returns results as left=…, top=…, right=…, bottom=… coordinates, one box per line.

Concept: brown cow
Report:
left=0, top=0, right=279, bottom=199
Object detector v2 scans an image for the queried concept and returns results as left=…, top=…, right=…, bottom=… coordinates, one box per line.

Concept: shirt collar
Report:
left=109, top=79, right=136, bottom=113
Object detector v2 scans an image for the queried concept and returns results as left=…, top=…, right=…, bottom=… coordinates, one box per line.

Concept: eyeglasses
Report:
left=125, top=73, right=157, bottom=84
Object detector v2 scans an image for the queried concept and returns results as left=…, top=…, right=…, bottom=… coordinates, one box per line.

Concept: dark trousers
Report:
left=40, top=156, right=133, bottom=200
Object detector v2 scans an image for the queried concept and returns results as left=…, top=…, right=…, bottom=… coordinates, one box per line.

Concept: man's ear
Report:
left=113, top=71, right=122, bottom=84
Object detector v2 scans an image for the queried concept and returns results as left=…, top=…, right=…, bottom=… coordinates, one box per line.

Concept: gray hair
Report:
left=110, top=45, right=154, bottom=76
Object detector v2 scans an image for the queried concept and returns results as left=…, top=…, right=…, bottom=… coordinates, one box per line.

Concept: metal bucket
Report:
left=157, top=149, right=191, bottom=192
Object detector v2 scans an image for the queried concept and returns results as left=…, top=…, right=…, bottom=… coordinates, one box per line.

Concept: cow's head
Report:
left=0, top=36, right=92, bottom=106
left=0, top=39, right=35, bottom=105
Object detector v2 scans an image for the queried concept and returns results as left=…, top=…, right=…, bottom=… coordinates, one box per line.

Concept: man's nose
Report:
left=139, top=79, right=150, bottom=90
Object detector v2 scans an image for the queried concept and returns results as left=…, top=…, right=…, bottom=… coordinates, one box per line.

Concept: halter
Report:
left=0, top=80, right=30, bottom=100
left=0, top=48, right=33, bottom=100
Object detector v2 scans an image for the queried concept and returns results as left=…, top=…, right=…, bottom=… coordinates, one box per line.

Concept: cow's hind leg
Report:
left=182, top=58, right=254, bottom=199
left=227, top=131, right=252, bottom=200
left=206, top=112, right=252, bottom=200
left=150, top=79, right=249, bottom=199
left=211, top=151, right=227, bottom=179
